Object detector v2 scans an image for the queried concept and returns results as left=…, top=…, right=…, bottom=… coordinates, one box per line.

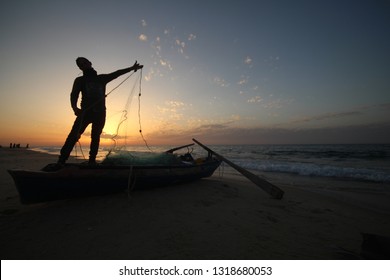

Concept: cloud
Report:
left=156, top=100, right=188, bottom=121
left=157, top=101, right=185, bottom=113
left=358, top=102, right=390, bottom=111
left=166, top=100, right=186, bottom=108
left=247, top=96, right=263, bottom=103
left=138, top=34, right=147, bottom=42
left=246, top=97, right=291, bottom=109
left=231, top=114, right=241, bottom=121
left=262, top=98, right=291, bottom=109
left=192, top=123, right=231, bottom=135
left=244, top=56, right=253, bottom=66
left=188, top=34, right=196, bottom=41
left=144, top=103, right=390, bottom=145
left=159, top=59, right=173, bottom=71
left=238, top=77, right=248, bottom=85
left=140, top=26, right=197, bottom=77
left=175, top=39, right=186, bottom=55
left=144, top=68, right=157, bottom=81
left=146, top=121, right=390, bottom=145
left=290, top=111, right=361, bottom=124
left=379, top=103, right=390, bottom=110
left=272, top=102, right=390, bottom=126
left=176, top=39, right=185, bottom=48
left=287, top=102, right=390, bottom=126
left=213, top=76, right=229, bottom=87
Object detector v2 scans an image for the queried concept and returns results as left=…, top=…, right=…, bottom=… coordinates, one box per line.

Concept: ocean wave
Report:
left=233, top=159, right=390, bottom=183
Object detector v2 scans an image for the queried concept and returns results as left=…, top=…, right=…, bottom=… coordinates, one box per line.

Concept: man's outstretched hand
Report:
left=132, top=60, right=143, bottom=72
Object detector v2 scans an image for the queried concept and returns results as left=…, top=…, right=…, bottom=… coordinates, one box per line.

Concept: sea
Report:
left=31, top=144, right=390, bottom=183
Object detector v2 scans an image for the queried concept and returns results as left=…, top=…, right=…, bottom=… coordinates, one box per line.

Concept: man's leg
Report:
left=89, top=111, right=106, bottom=163
left=58, top=115, right=90, bottom=163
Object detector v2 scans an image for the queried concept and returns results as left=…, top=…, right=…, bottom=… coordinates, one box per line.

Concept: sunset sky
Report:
left=1, top=0, right=389, bottom=146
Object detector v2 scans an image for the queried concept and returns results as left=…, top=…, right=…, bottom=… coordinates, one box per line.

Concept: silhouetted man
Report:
left=58, top=57, right=143, bottom=164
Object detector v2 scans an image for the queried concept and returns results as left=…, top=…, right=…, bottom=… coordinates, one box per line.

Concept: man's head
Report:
left=76, top=57, right=92, bottom=71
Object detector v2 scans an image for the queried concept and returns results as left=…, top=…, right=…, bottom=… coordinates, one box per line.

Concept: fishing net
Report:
left=99, top=69, right=193, bottom=166
left=101, top=69, right=156, bottom=164
left=101, top=151, right=182, bottom=166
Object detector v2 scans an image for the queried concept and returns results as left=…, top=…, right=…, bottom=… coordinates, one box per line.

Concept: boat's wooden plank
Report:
left=165, top=143, right=195, bottom=153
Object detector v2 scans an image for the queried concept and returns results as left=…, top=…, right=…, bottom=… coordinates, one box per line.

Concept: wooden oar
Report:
left=165, top=143, right=194, bottom=153
left=193, top=138, right=284, bottom=199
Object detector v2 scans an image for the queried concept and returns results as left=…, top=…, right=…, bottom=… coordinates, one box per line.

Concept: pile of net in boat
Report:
left=101, top=150, right=182, bottom=166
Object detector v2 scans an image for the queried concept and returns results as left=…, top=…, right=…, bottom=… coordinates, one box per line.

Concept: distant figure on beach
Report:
left=58, top=57, right=143, bottom=165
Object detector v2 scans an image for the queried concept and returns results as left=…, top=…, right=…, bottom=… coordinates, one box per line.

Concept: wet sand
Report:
left=1, top=148, right=390, bottom=259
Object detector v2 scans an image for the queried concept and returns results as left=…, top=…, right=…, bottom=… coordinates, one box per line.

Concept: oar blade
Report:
left=193, top=138, right=284, bottom=199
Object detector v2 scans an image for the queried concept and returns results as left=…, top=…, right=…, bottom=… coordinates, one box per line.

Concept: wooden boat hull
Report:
left=8, top=159, right=221, bottom=204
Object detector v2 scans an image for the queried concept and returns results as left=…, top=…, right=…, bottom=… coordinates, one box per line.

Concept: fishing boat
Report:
left=8, top=144, right=222, bottom=204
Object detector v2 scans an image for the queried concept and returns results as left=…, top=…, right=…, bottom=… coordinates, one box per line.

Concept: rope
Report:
left=137, top=69, right=152, bottom=152
left=108, top=75, right=138, bottom=153
left=72, top=139, right=86, bottom=160
left=106, top=67, right=152, bottom=156
left=105, top=71, right=135, bottom=98
left=77, top=140, right=86, bottom=160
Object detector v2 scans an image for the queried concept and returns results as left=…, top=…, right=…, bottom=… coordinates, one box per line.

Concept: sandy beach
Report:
left=1, top=148, right=390, bottom=260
